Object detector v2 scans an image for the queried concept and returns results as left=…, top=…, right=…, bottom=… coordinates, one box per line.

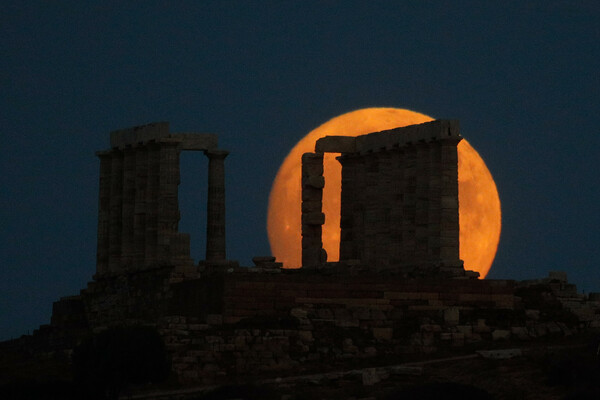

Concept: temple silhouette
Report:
left=1, top=120, right=599, bottom=398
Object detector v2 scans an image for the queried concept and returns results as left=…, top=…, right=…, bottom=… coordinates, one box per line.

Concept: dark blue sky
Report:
left=1, top=1, right=598, bottom=340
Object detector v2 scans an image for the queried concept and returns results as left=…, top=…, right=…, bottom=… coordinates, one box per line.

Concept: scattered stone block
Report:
left=492, top=329, right=511, bottom=341
left=362, top=368, right=381, bottom=386
left=477, top=348, right=522, bottom=359
left=546, top=321, right=562, bottom=335
left=525, top=309, right=540, bottom=320
left=364, top=346, right=377, bottom=356
left=291, top=308, right=308, bottom=319
left=533, top=324, right=547, bottom=337
left=451, top=332, right=465, bottom=347
left=372, top=327, right=393, bottom=341
left=353, top=307, right=371, bottom=320
left=473, top=319, right=491, bottom=333
left=456, top=325, right=472, bottom=338
left=370, top=309, right=387, bottom=320
left=206, top=314, right=223, bottom=325
left=444, top=307, right=459, bottom=326
left=511, top=327, right=529, bottom=340
left=421, top=331, right=435, bottom=346
left=420, top=324, right=442, bottom=333
left=297, top=330, right=313, bottom=342
left=390, top=365, right=423, bottom=376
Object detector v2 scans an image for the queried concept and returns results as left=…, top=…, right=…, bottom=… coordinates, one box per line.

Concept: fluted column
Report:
left=95, top=151, right=112, bottom=276
left=401, top=144, right=417, bottom=263
left=108, top=149, right=123, bottom=273
left=439, top=137, right=462, bottom=266
left=121, top=147, right=136, bottom=268
left=157, top=140, right=181, bottom=265
left=338, top=154, right=359, bottom=261
left=414, top=142, right=430, bottom=262
left=133, top=146, right=147, bottom=267
left=205, top=150, right=228, bottom=262
left=389, top=147, right=404, bottom=266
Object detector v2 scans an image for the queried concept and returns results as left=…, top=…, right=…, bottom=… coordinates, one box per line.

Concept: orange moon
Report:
left=267, top=108, right=501, bottom=278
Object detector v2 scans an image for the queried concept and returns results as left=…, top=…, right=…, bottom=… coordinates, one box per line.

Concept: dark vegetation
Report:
left=73, top=325, right=171, bottom=399
left=0, top=325, right=170, bottom=399
left=541, top=334, right=600, bottom=399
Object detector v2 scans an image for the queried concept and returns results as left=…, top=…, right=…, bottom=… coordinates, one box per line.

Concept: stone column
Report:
left=133, top=146, right=147, bottom=268
left=363, top=152, right=380, bottom=267
left=121, top=147, right=136, bottom=269
left=145, top=143, right=160, bottom=268
left=375, top=151, right=393, bottom=269
left=427, top=141, right=442, bottom=261
left=108, top=150, right=123, bottom=273
left=338, top=154, right=358, bottom=261
left=205, top=150, right=228, bottom=262
left=439, top=137, right=462, bottom=267
left=389, top=147, right=404, bottom=267
left=401, top=144, right=417, bottom=264
left=414, top=142, right=430, bottom=262
left=301, top=152, right=326, bottom=267
left=96, top=151, right=112, bottom=276
left=157, top=140, right=181, bottom=265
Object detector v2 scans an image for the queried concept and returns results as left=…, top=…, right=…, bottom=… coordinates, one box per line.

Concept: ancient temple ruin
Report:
left=95, top=122, right=232, bottom=277
left=4, top=119, right=599, bottom=396
left=302, top=120, right=464, bottom=276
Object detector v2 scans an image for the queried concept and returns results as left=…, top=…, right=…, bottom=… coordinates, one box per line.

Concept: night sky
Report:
left=1, top=1, right=599, bottom=340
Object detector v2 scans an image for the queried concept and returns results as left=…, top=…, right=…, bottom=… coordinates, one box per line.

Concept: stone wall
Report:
left=163, top=270, right=522, bottom=383
left=82, top=264, right=202, bottom=331
left=95, top=122, right=232, bottom=278
left=157, top=270, right=600, bottom=385
left=306, top=120, right=464, bottom=275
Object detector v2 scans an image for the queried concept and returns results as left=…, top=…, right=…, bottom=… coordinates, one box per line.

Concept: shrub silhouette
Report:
left=73, top=325, right=170, bottom=399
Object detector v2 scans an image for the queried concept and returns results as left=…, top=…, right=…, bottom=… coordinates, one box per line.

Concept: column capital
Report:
left=205, top=149, right=229, bottom=159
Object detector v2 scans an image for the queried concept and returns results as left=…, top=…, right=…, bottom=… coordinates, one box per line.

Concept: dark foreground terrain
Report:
left=2, top=332, right=599, bottom=400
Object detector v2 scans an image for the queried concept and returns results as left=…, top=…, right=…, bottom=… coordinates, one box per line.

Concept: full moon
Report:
left=267, top=108, right=501, bottom=278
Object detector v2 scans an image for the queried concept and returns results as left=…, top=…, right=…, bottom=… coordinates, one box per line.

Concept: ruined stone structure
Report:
left=95, top=121, right=231, bottom=275
left=302, top=120, right=464, bottom=276
left=82, top=122, right=236, bottom=328
left=2, top=120, right=599, bottom=396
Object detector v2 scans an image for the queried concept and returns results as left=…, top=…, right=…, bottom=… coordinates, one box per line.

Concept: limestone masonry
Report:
left=2, top=120, right=599, bottom=393
left=96, top=121, right=232, bottom=275
left=302, top=120, right=465, bottom=276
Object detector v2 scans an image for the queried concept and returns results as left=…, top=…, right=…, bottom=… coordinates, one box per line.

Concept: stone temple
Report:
left=302, top=119, right=466, bottom=277
left=1, top=119, right=599, bottom=396
left=96, top=121, right=232, bottom=273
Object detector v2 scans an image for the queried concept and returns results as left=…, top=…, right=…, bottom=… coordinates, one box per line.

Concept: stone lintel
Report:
left=204, top=149, right=229, bottom=158
left=110, top=122, right=169, bottom=148
left=110, top=121, right=218, bottom=151
left=173, top=133, right=218, bottom=151
left=315, top=136, right=357, bottom=153
left=355, top=119, right=461, bottom=153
